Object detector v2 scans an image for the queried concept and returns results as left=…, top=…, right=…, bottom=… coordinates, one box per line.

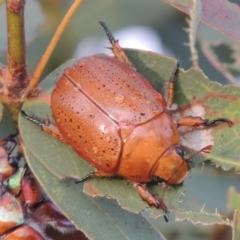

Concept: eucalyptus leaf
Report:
left=19, top=49, right=239, bottom=226
left=24, top=147, right=165, bottom=240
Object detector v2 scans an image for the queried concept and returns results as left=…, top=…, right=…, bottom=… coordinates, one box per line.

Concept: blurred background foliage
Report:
left=2, top=0, right=237, bottom=84
left=1, top=0, right=239, bottom=239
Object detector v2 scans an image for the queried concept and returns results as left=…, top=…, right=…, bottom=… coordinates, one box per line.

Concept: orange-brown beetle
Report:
left=21, top=22, right=232, bottom=221
left=0, top=135, right=76, bottom=239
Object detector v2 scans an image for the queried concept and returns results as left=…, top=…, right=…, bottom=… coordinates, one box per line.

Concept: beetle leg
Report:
left=21, top=110, right=67, bottom=144
left=166, top=61, right=180, bottom=109
left=75, top=170, right=116, bottom=183
left=136, top=183, right=170, bottom=222
left=99, top=21, right=134, bottom=68
left=177, top=116, right=233, bottom=128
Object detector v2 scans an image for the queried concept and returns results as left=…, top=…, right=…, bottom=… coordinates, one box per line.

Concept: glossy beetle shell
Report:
left=51, top=56, right=188, bottom=183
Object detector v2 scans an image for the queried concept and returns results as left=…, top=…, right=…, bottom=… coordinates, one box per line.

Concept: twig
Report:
left=24, top=0, right=84, bottom=98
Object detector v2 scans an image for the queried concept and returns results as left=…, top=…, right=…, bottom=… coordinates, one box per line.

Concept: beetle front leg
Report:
left=177, top=116, right=233, bottom=128
left=75, top=170, right=116, bottom=183
left=21, top=110, right=67, bottom=144
left=136, top=183, right=170, bottom=222
left=99, top=21, right=134, bottom=68
left=166, top=61, right=179, bottom=109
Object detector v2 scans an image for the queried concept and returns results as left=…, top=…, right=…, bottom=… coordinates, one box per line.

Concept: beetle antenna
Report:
left=159, top=201, right=170, bottom=222
left=99, top=21, right=117, bottom=46
left=99, top=21, right=134, bottom=68
left=186, top=145, right=212, bottom=161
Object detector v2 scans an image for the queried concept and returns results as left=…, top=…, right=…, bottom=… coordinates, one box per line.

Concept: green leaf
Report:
left=228, top=187, right=240, bottom=210
left=23, top=146, right=165, bottom=240
left=19, top=49, right=239, bottom=227
left=232, top=210, right=240, bottom=240
left=227, top=187, right=240, bottom=240
left=201, top=41, right=240, bottom=83
left=163, top=0, right=240, bottom=42
left=84, top=179, right=185, bottom=216
left=175, top=209, right=231, bottom=225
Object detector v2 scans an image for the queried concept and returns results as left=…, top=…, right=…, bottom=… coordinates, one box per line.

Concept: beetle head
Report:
left=151, top=146, right=189, bottom=185
left=151, top=145, right=212, bottom=185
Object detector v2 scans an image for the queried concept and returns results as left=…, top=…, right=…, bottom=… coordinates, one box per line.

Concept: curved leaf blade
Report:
left=163, top=0, right=240, bottom=42
left=19, top=49, right=239, bottom=225
left=24, top=147, right=165, bottom=240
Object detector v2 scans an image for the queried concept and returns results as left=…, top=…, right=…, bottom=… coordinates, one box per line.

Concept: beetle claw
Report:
left=204, top=118, right=233, bottom=127
left=163, top=212, right=170, bottom=222
left=158, top=200, right=170, bottom=222
left=75, top=171, right=116, bottom=184
left=99, top=21, right=134, bottom=68
left=75, top=172, right=95, bottom=183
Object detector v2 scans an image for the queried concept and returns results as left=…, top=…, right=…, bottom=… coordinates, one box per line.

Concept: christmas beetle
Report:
left=0, top=170, right=75, bottom=239
left=21, top=22, right=232, bottom=221
left=0, top=134, right=75, bottom=239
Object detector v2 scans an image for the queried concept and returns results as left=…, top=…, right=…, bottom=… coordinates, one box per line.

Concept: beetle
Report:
left=0, top=135, right=76, bottom=239
left=1, top=170, right=76, bottom=239
left=0, top=170, right=75, bottom=239
left=21, top=21, right=232, bottom=221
